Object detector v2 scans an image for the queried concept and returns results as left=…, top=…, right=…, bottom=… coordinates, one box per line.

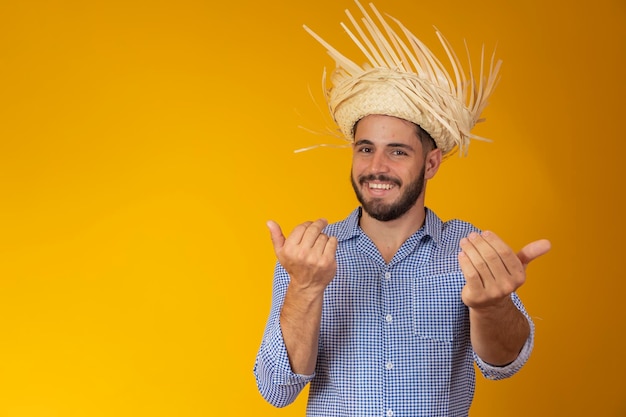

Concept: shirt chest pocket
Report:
left=412, top=272, right=468, bottom=342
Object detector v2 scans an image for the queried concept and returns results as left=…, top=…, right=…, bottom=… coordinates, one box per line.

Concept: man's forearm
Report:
left=279, top=285, right=324, bottom=375
left=469, top=297, right=530, bottom=366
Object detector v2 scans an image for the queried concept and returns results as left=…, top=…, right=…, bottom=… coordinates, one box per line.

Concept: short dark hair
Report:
left=414, top=123, right=437, bottom=154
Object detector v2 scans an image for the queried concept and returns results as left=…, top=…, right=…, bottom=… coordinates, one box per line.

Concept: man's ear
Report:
left=424, top=148, right=442, bottom=180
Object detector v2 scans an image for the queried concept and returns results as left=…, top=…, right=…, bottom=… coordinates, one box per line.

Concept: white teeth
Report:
left=369, top=183, right=393, bottom=190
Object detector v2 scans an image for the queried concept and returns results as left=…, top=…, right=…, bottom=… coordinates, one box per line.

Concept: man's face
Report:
left=350, top=114, right=429, bottom=222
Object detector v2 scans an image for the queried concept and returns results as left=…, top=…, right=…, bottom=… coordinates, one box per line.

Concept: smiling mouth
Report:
left=368, top=182, right=394, bottom=190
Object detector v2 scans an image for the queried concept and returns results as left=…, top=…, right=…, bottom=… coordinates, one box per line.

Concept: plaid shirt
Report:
left=254, top=207, right=534, bottom=417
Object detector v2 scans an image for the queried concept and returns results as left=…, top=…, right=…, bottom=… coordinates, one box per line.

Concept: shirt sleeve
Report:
left=253, top=262, right=314, bottom=407
left=473, top=292, right=535, bottom=380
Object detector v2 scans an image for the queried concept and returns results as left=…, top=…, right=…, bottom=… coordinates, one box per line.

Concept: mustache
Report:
left=358, top=174, right=402, bottom=187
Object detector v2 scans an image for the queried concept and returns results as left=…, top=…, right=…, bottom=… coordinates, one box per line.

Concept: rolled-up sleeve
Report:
left=253, top=263, right=314, bottom=407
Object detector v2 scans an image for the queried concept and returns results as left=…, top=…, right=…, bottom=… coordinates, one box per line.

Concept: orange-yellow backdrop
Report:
left=0, top=0, right=624, bottom=416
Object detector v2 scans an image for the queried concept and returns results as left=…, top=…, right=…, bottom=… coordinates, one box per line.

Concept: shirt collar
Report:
left=333, top=206, right=444, bottom=247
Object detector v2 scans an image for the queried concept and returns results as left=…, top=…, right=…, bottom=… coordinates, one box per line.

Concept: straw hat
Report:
left=303, top=0, right=502, bottom=156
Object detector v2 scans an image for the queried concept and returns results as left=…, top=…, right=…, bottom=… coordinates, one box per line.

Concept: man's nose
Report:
left=369, top=151, right=389, bottom=173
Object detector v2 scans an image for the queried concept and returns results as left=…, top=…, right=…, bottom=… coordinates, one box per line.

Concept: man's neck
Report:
left=359, top=204, right=427, bottom=264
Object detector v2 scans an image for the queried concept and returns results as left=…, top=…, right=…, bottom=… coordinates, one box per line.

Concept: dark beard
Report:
left=351, top=167, right=425, bottom=222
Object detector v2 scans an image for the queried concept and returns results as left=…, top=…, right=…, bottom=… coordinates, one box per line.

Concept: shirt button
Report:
left=385, top=362, right=393, bottom=370
left=385, top=314, right=393, bottom=323
left=386, top=410, right=394, bottom=417
left=384, top=272, right=391, bottom=280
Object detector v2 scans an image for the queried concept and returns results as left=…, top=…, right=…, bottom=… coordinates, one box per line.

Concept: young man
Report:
left=254, top=2, right=551, bottom=416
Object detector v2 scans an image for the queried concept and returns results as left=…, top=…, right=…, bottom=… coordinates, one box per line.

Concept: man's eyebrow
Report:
left=387, top=142, right=414, bottom=151
left=354, top=139, right=414, bottom=151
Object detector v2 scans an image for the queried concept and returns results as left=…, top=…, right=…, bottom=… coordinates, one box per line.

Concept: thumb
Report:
left=517, top=239, right=552, bottom=267
left=266, top=220, right=286, bottom=251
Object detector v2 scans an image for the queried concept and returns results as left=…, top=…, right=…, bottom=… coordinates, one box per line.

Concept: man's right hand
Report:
left=267, top=219, right=338, bottom=293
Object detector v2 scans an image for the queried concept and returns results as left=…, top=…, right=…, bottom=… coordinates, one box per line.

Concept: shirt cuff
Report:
left=262, top=321, right=316, bottom=386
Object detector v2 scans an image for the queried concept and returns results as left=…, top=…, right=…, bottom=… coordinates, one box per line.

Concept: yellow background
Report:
left=0, top=0, right=624, bottom=415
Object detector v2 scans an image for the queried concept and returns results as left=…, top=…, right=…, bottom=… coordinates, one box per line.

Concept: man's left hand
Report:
left=458, top=231, right=551, bottom=310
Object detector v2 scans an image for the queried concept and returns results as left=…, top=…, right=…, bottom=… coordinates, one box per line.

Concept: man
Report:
left=254, top=2, right=551, bottom=416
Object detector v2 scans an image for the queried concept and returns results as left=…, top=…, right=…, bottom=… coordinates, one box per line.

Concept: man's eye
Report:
left=359, top=147, right=372, bottom=153
left=392, top=150, right=407, bottom=156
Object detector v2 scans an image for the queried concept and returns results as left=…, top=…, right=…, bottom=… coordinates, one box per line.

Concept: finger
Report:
left=311, top=232, right=330, bottom=254
left=266, top=220, right=286, bottom=251
left=459, top=234, right=499, bottom=283
left=285, top=221, right=313, bottom=245
left=517, top=239, right=551, bottom=267
left=458, top=250, right=485, bottom=289
left=323, top=236, right=338, bottom=257
left=312, top=234, right=338, bottom=260
left=299, top=218, right=329, bottom=248
left=479, top=231, right=522, bottom=276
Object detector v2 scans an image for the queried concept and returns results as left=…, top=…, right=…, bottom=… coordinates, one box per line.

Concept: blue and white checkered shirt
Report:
left=254, top=207, right=534, bottom=417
